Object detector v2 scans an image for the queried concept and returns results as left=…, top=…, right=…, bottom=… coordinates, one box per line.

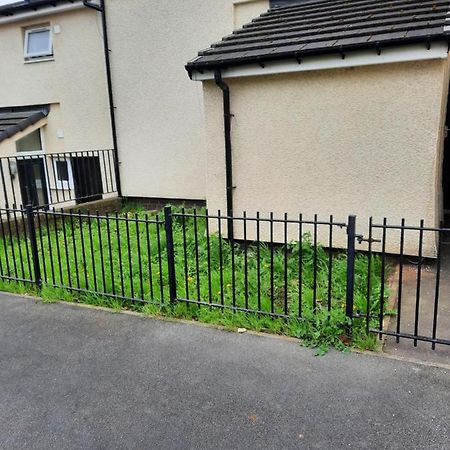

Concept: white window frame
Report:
left=24, top=26, right=53, bottom=59
left=53, top=157, right=74, bottom=190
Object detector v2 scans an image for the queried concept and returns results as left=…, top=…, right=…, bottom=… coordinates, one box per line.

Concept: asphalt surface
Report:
left=0, top=293, right=449, bottom=450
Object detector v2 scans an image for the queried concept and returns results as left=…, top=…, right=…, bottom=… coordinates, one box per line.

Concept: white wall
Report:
left=106, top=0, right=269, bottom=200
left=202, top=59, right=450, bottom=256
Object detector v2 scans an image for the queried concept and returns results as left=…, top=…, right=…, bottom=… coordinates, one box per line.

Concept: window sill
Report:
left=24, top=57, right=55, bottom=64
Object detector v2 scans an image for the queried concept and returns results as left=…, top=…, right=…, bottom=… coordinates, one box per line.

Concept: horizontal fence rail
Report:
left=0, top=149, right=118, bottom=210
left=0, top=206, right=448, bottom=351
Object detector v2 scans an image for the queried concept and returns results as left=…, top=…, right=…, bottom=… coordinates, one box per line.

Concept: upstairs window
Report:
left=24, top=27, right=53, bottom=60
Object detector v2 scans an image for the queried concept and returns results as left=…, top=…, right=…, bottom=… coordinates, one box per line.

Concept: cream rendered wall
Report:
left=0, top=7, right=112, bottom=155
left=202, top=59, right=450, bottom=256
left=106, top=0, right=269, bottom=200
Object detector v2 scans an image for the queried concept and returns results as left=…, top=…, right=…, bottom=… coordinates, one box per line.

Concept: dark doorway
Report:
left=71, top=156, right=103, bottom=204
left=443, top=96, right=450, bottom=226
left=17, top=158, right=49, bottom=208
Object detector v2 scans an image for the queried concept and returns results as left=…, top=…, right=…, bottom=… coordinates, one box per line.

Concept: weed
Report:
left=0, top=206, right=389, bottom=353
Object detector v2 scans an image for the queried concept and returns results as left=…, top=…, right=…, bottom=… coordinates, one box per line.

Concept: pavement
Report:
left=0, top=293, right=449, bottom=450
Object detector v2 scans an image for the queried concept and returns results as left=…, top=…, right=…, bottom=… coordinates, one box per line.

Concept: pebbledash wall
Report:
left=105, top=0, right=269, bottom=201
left=0, top=6, right=113, bottom=155
left=202, top=58, right=450, bottom=256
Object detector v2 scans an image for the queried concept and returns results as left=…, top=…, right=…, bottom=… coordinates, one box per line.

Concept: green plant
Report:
left=0, top=205, right=389, bottom=354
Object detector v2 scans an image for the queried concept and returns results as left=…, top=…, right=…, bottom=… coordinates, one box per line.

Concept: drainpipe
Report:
left=83, top=0, right=122, bottom=197
left=214, top=70, right=234, bottom=240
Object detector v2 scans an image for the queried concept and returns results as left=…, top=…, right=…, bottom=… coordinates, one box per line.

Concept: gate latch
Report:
left=356, top=234, right=381, bottom=245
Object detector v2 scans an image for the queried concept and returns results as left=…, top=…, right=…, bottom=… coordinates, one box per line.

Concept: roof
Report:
left=186, top=0, right=450, bottom=74
left=0, top=105, right=49, bottom=143
left=0, top=0, right=82, bottom=17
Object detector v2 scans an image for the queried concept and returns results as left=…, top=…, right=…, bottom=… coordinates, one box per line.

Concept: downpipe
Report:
left=214, top=70, right=234, bottom=240
left=83, top=0, right=122, bottom=197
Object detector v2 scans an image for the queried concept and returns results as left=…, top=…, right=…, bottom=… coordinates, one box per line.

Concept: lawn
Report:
left=0, top=205, right=387, bottom=353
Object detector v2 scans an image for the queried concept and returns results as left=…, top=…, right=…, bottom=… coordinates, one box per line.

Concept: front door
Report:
left=17, top=158, right=49, bottom=207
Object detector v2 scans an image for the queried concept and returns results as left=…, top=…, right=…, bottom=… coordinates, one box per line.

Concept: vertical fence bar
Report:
left=270, top=212, right=274, bottom=315
left=53, top=209, right=63, bottom=285
left=218, top=211, right=224, bottom=306
left=144, top=214, right=153, bottom=300
left=284, top=212, right=288, bottom=316
left=164, top=206, right=177, bottom=304
left=414, top=220, right=424, bottom=347
left=327, top=215, right=333, bottom=312
left=156, top=215, right=164, bottom=302
left=345, top=215, right=357, bottom=331
left=379, top=218, right=387, bottom=339
left=61, top=210, right=72, bottom=288
left=135, top=214, right=144, bottom=301
left=97, top=211, right=107, bottom=294
left=181, top=208, right=189, bottom=299
left=256, top=212, right=261, bottom=312
left=25, top=205, right=41, bottom=287
left=298, top=213, right=303, bottom=318
left=193, top=209, right=201, bottom=304
left=20, top=208, right=32, bottom=279
left=13, top=209, right=25, bottom=279
left=106, top=212, right=115, bottom=296
left=432, top=225, right=442, bottom=350
left=313, top=214, right=318, bottom=311
left=36, top=212, right=47, bottom=284
left=366, top=217, right=373, bottom=334
left=396, top=218, right=405, bottom=343
left=244, top=211, right=249, bottom=310
left=205, top=209, right=212, bottom=306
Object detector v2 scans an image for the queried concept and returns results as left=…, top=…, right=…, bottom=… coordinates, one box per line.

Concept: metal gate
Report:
left=352, top=218, right=450, bottom=349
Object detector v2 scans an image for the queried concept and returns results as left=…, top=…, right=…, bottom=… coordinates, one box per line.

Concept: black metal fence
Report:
left=0, top=149, right=118, bottom=209
left=0, top=206, right=448, bottom=350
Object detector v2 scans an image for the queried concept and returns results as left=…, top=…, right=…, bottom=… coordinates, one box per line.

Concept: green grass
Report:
left=0, top=205, right=387, bottom=354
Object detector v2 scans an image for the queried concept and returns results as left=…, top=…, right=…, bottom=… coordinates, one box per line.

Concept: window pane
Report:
left=27, top=30, right=51, bottom=56
left=16, top=129, right=42, bottom=152
left=56, top=161, right=69, bottom=182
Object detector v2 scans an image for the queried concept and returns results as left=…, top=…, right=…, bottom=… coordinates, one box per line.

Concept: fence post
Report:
left=346, top=215, right=357, bottom=332
left=25, top=204, right=41, bottom=288
left=164, top=206, right=177, bottom=304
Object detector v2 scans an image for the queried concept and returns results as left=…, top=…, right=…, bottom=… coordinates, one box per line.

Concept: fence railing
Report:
left=0, top=149, right=118, bottom=209
left=0, top=206, right=448, bottom=350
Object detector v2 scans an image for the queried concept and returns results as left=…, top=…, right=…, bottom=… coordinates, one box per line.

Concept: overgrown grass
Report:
left=0, top=205, right=387, bottom=354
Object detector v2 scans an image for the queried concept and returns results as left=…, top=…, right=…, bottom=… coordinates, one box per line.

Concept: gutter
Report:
left=186, top=34, right=450, bottom=77
left=0, top=1, right=85, bottom=25
left=214, top=70, right=234, bottom=241
left=83, top=0, right=122, bottom=197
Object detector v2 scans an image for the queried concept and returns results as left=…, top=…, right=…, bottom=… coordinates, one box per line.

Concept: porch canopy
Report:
left=0, top=105, right=49, bottom=143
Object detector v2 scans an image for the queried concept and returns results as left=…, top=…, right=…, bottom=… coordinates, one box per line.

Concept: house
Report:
left=0, top=0, right=276, bottom=208
left=186, top=0, right=450, bottom=255
left=0, top=0, right=116, bottom=208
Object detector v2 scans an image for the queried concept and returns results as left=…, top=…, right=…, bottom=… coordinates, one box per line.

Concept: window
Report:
left=53, top=158, right=73, bottom=190
left=24, top=27, right=53, bottom=60
left=16, top=129, right=43, bottom=153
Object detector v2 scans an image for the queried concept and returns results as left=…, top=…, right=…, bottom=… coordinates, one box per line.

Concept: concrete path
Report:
left=384, top=245, right=450, bottom=366
left=0, top=293, right=449, bottom=450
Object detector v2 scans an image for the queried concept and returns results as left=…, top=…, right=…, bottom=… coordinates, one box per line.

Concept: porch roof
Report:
left=186, top=0, right=450, bottom=75
left=0, top=1, right=78, bottom=17
left=0, top=105, right=49, bottom=143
